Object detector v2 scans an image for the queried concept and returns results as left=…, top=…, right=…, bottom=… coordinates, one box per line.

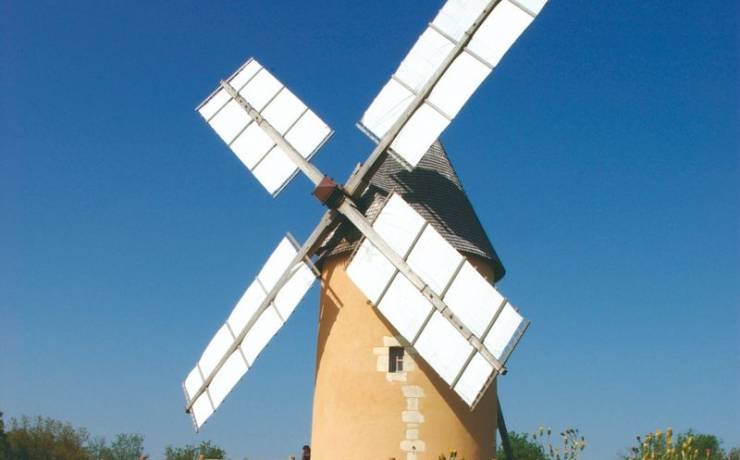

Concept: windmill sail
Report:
left=197, top=58, right=333, bottom=196
left=185, top=0, right=548, bottom=432
left=346, top=193, right=528, bottom=408
left=182, top=235, right=317, bottom=430
left=358, top=0, right=547, bottom=169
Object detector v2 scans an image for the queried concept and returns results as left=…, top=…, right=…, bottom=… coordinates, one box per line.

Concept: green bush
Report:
left=4, top=415, right=92, bottom=460
left=497, top=432, right=548, bottom=460
left=164, top=441, right=225, bottom=460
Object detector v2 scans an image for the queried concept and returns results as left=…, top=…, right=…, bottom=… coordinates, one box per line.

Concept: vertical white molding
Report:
left=374, top=336, right=426, bottom=459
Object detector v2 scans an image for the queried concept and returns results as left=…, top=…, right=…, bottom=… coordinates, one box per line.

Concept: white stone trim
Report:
left=375, top=336, right=426, bottom=460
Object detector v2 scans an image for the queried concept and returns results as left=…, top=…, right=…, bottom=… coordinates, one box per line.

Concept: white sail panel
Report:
left=262, top=89, right=307, bottom=135
left=467, top=0, right=534, bottom=68
left=198, top=88, right=231, bottom=121
left=190, top=393, right=214, bottom=430
left=396, top=27, right=455, bottom=93
left=240, top=307, right=282, bottom=366
left=228, top=60, right=262, bottom=92
left=183, top=235, right=317, bottom=430
left=257, top=236, right=301, bottom=291
left=251, top=146, right=298, bottom=196
left=345, top=193, right=528, bottom=408
left=514, top=0, right=547, bottom=15
left=359, top=79, right=414, bottom=141
left=427, top=52, right=490, bottom=119
left=453, top=352, right=493, bottom=406
left=209, top=99, right=251, bottom=144
left=198, top=325, right=234, bottom=379
left=208, top=350, right=249, bottom=408
left=443, top=261, right=504, bottom=338
left=238, top=69, right=283, bottom=112
left=346, top=239, right=396, bottom=305
left=197, top=58, right=332, bottom=197
left=406, top=224, right=463, bottom=294
left=483, top=302, right=525, bottom=360
left=388, top=103, right=450, bottom=168
left=432, top=0, right=488, bottom=42
left=227, top=281, right=265, bottom=336
left=358, top=0, right=547, bottom=168
left=230, top=123, right=276, bottom=169
left=285, top=111, right=332, bottom=158
left=183, top=367, right=203, bottom=401
left=274, top=264, right=315, bottom=320
left=414, top=311, right=473, bottom=384
left=377, top=273, right=434, bottom=341
left=371, top=194, right=426, bottom=257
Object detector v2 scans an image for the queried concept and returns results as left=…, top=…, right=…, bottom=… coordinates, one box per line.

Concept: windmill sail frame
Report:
left=183, top=214, right=338, bottom=430
left=183, top=0, right=549, bottom=431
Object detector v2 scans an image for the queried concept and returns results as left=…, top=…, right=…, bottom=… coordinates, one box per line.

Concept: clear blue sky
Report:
left=1, top=1, right=737, bottom=459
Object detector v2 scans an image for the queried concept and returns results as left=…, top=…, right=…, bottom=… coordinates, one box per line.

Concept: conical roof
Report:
left=319, top=141, right=505, bottom=282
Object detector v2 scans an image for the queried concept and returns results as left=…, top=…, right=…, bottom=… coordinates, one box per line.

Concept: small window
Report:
left=389, top=346, right=405, bottom=373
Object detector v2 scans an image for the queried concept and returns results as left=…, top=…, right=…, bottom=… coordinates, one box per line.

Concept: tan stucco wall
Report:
left=310, top=253, right=498, bottom=460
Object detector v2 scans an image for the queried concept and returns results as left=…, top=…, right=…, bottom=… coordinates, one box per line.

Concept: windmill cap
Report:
left=319, top=140, right=505, bottom=282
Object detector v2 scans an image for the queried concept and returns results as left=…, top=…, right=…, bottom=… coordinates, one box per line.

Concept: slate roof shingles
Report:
left=318, top=141, right=505, bottom=282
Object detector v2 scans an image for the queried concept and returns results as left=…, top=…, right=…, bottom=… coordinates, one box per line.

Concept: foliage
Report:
left=5, top=415, right=92, bottom=460
left=623, top=428, right=731, bottom=460
left=0, top=412, right=228, bottom=460
left=496, top=432, right=548, bottom=460
left=110, top=433, right=145, bottom=460
left=164, top=440, right=226, bottom=460
left=0, top=412, right=9, bottom=460
left=92, top=433, right=145, bottom=460
left=496, top=427, right=587, bottom=460
left=1, top=413, right=145, bottom=460
left=678, top=432, right=724, bottom=460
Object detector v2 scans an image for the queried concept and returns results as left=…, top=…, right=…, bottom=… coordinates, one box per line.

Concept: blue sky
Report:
left=1, top=1, right=737, bottom=459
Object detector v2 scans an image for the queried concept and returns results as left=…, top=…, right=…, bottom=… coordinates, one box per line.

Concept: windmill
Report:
left=182, top=0, right=548, bottom=458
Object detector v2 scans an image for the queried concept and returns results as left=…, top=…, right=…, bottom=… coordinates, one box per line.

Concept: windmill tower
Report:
left=310, top=142, right=507, bottom=459
left=180, top=1, right=548, bottom=459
